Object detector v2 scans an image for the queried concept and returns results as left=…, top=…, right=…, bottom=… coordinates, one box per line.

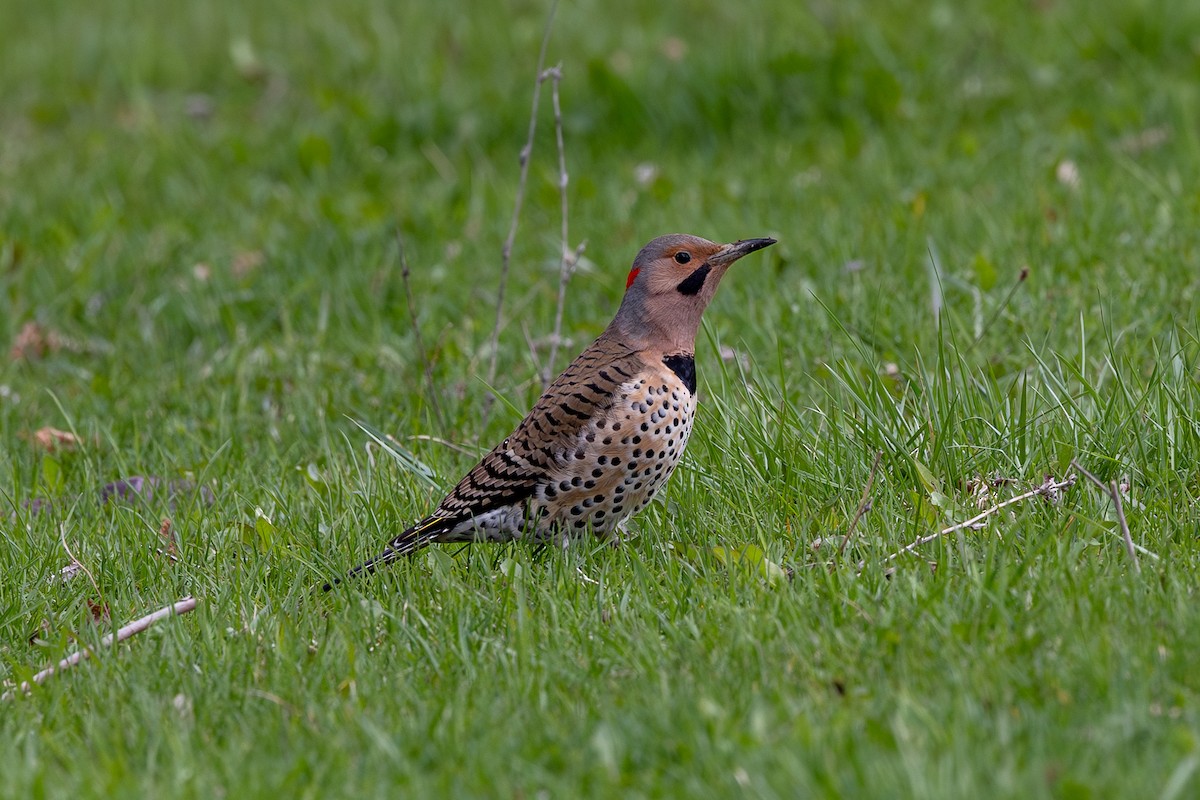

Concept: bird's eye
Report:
left=674, top=251, right=692, bottom=265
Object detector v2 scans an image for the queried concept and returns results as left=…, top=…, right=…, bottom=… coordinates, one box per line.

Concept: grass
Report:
left=2, top=0, right=1199, bottom=796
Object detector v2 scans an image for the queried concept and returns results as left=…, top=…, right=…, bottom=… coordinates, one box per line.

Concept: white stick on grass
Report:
left=3, top=596, right=198, bottom=701
left=884, top=475, right=1077, bottom=563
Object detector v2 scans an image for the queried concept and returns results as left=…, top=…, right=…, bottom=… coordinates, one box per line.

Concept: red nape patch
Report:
left=626, top=268, right=640, bottom=289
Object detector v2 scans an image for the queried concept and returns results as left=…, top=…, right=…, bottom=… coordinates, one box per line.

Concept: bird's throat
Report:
left=662, top=353, right=697, bottom=394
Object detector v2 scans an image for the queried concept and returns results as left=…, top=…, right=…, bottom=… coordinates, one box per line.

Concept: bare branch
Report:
left=520, top=318, right=545, bottom=381
left=395, top=229, right=446, bottom=432
left=968, top=264, right=1030, bottom=351
left=838, top=450, right=882, bottom=557
left=60, top=525, right=99, bottom=597
left=409, top=434, right=485, bottom=458
left=883, top=474, right=1076, bottom=563
left=1110, top=479, right=1138, bottom=573
left=1069, top=457, right=1144, bottom=572
left=3, top=596, right=198, bottom=701
left=542, top=64, right=584, bottom=386
left=485, top=1, right=559, bottom=401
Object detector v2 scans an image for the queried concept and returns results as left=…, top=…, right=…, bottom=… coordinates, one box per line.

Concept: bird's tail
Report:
left=322, top=516, right=453, bottom=591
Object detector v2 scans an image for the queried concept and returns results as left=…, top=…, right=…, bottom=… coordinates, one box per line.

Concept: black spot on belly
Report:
left=663, top=353, right=696, bottom=395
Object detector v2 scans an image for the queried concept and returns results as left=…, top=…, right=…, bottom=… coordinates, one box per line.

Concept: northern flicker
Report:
left=325, top=234, right=775, bottom=589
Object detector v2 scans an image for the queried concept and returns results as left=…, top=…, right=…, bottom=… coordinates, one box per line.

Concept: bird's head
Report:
left=611, top=233, right=776, bottom=352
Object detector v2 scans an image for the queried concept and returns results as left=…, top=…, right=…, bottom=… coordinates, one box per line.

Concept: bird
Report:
left=324, top=233, right=775, bottom=590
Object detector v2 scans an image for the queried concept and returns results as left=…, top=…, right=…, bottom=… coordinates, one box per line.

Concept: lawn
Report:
left=2, top=0, right=1199, bottom=796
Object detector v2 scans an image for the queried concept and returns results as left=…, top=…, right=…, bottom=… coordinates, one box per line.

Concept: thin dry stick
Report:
left=60, top=525, right=100, bottom=597
left=542, top=64, right=585, bottom=386
left=3, top=596, right=197, bottom=701
left=410, top=434, right=483, bottom=458
left=519, top=318, right=546, bottom=381
left=1110, top=479, right=1138, bottom=573
left=884, top=474, right=1077, bottom=563
left=485, top=0, right=559, bottom=399
left=968, top=265, right=1030, bottom=351
left=839, top=450, right=883, bottom=557
left=396, top=228, right=446, bottom=431
left=1069, top=457, right=1141, bottom=572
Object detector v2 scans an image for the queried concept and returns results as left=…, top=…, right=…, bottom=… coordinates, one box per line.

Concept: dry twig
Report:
left=1110, top=479, right=1137, bottom=572
left=1070, top=457, right=1142, bottom=572
left=542, top=63, right=585, bottom=385
left=485, top=1, right=558, bottom=403
left=3, top=596, right=197, bottom=701
left=838, top=450, right=882, bottom=557
left=520, top=319, right=545, bottom=382
left=60, top=525, right=100, bottom=597
left=884, top=474, right=1076, bottom=563
left=968, top=265, right=1030, bottom=351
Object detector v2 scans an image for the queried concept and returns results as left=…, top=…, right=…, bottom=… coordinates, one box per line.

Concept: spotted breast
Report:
left=533, top=353, right=698, bottom=538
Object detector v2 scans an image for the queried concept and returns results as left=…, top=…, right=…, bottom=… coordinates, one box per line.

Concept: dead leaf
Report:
left=87, top=599, right=110, bottom=624
left=159, top=517, right=178, bottom=559
left=10, top=321, right=65, bottom=361
left=232, top=250, right=264, bottom=279
left=32, top=427, right=85, bottom=451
